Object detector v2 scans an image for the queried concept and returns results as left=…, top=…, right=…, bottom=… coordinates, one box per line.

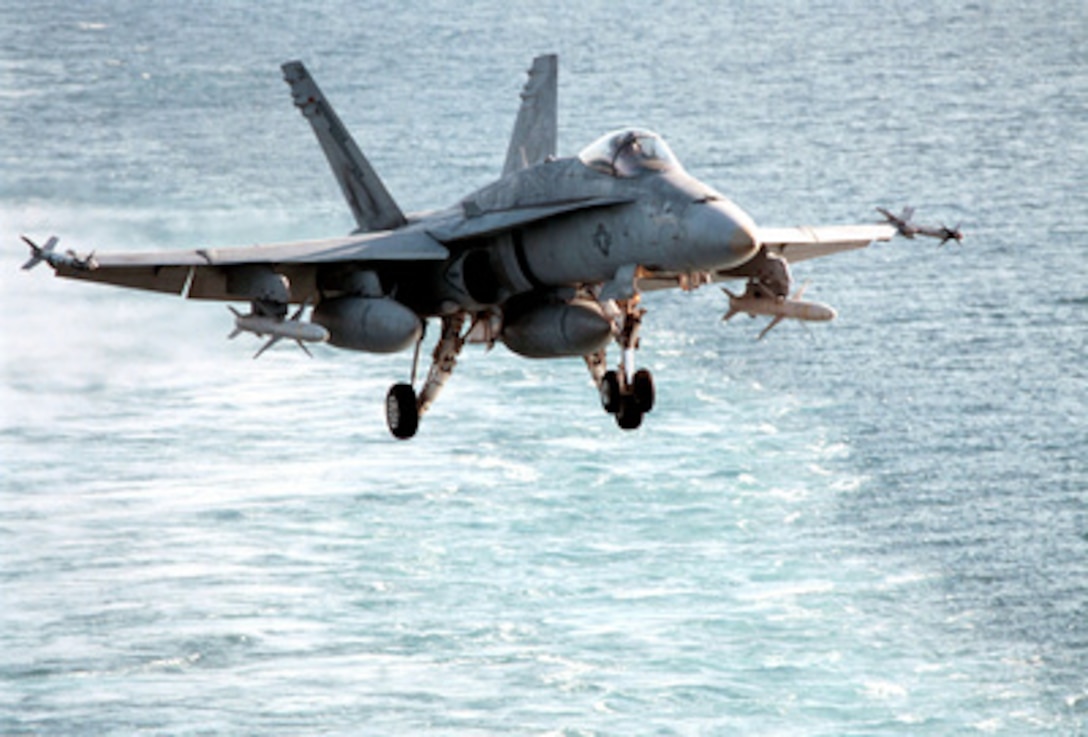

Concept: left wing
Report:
left=38, top=229, right=448, bottom=302
left=758, top=224, right=896, bottom=263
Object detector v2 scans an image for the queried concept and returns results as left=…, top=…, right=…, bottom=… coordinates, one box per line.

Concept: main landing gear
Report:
left=585, top=298, right=656, bottom=431
left=383, top=300, right=657, bottom=439
left=385, top=313, right=467, bottom=440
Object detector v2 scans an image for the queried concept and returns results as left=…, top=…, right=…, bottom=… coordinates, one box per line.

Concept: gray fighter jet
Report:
left=23, top=55, right=923, bottom=439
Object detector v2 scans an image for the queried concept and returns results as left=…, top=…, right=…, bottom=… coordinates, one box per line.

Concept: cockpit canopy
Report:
left=578, top=128, right=680, bottom=178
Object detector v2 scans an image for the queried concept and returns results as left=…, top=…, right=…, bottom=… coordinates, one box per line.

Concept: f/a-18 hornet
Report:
left=22, top=55, right=956, bottom=439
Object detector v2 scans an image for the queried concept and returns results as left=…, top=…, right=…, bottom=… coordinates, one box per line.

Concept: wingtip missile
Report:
left=877, top=207, right=965, bottom=244
left=876, top=206, right=918, bottom=238
left=20, top=235, right=98, bottom=271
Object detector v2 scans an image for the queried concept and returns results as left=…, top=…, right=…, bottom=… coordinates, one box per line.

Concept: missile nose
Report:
left=817, top=303, right=838, bottom=322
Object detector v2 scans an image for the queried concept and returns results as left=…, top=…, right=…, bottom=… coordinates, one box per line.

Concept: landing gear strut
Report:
left=384, top=313, right=467, bottom=440
left=586, top=298, right=655, bottom=431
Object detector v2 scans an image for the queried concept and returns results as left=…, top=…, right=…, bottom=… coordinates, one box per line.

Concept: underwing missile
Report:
left=230, top=312, right=330, bottom=344
left=229, top=306, right=329, bottom=358
left=722, top=286, right=836, bottom=340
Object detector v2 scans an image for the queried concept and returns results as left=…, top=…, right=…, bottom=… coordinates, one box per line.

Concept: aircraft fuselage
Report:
left=388, top=155, right=760, bottom=318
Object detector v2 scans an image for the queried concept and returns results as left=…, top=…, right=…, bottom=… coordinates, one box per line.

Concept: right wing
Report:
left=282, top=60, right=407, bottom=233
left=41, top=230, right=448, bottom=302
left=501, top=54, right=558, bottom=177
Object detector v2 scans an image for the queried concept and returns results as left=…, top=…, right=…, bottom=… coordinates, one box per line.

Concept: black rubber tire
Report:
left=386, top=383, right=419, bottom=440
left=615, top=396, right=644, bottom=430
left=600, top=370, right=621, bottom=414
left=633, top=368, right=655, bottom=413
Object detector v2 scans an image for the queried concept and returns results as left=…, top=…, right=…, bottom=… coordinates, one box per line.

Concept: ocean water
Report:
left=2, top=0, right=1086, bottom=734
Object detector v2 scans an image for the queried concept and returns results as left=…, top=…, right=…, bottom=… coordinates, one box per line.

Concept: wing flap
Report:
left=54, top=263, right=194, bottom=295
left=759, top=224, right=896, bottom=263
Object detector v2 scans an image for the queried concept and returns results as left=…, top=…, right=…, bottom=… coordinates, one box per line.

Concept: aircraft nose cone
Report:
left=726, top=212, right=759, bottom=265
left=684, top=199, right=760, bottom=271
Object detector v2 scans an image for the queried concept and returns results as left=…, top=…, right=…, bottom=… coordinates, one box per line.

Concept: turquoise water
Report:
left=2, top=1, right=1086, bottom=733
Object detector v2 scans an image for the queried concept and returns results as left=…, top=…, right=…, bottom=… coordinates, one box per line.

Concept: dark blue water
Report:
left=2, top=1, right=1086, bottom=733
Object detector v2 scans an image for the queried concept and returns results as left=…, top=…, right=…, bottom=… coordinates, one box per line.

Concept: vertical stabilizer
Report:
left=502, top=54, right=558, bottom=177
left=282, top=61, right=406, bottom=233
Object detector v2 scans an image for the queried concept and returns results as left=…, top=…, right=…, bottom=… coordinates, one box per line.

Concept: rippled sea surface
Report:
left=2, top=1, right=1086, bottom=734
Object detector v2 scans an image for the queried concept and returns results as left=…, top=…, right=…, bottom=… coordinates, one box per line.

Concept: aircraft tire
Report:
left=600, top=370, right=621, bottom=414
left=386, top=383, right=419, bottom=440
left=615, top=396, right=643, bottom=430
left=633, top=369, right=655, bottom=413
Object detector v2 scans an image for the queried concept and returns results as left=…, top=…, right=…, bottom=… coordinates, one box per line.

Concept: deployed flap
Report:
left=502, top=54, right=558, bottom=177
left=759, top=224, right=896, bottom=263
left=282, top=60, right=407, bottom=233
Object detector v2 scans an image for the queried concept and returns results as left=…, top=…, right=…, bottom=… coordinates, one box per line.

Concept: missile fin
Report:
left=253, top=336, right=281, bottom=360
left=757, top=316, right=784, bottom=341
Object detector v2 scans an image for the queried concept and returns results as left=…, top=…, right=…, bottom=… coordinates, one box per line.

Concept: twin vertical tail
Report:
left=877, top=206, right=964, bottom=244
left=282, top=55, right=559, bottom=228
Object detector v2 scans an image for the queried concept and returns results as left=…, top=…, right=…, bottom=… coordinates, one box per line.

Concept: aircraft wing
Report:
left=758, top=224, right=897, bottom=263
left=48, top=229, right=448, bottom=301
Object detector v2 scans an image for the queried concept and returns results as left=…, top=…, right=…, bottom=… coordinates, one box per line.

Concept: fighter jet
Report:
left=24, top=55, right=934, bottom=439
